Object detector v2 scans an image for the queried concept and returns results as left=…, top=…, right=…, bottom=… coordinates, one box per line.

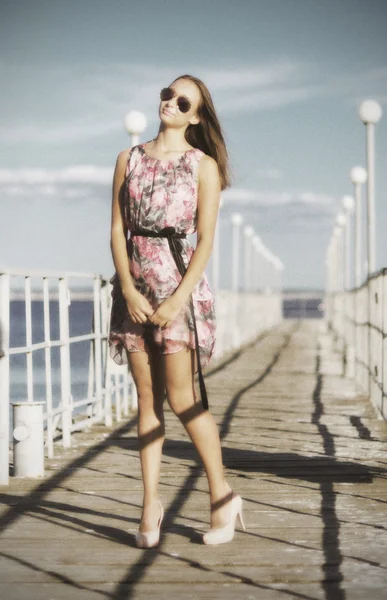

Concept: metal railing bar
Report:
left=58, top=277, right=72, bottom=448
left=93, top=277, right=103, bottom=421
left=6, top=333, right=100, bottom=356
left=86, top=338, right=94, bottom=418
left=0, top=273, right=10, bottom=485
left=326, top=269, right=386, bottom=419
left=1, top=265, right=283, bottom=484
left=70, top=415, right=102, bottom=431
left=43, top=277, right=54, bottom=458
left=0, top=266, right=104, bottom=279
left=25, top=276, right=33, bottom=402
left=71, top=397, right=97, bottom=410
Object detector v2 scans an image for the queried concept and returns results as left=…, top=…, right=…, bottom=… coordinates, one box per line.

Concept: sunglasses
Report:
left=160, top=87, right=192, bottom=114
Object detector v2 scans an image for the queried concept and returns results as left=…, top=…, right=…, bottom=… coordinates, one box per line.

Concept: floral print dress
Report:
left=108, top=142, right=216, bottom=369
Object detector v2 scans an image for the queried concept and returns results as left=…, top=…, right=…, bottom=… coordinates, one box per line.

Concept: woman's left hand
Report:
left=148, top=296, right=183, bottom=329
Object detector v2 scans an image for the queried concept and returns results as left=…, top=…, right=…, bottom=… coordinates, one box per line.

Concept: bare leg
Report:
left=127, top=344, right=166, bottom=532
left=163, top=347, right=233, bottom=528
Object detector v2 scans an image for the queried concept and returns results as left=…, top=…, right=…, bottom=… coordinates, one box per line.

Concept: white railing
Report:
left=325, top=268, right=387, bottom=419
left=0, top=266, right=284, bottom=485
left=213, top=290, right=283, bottom=358
left=0, top=267, right=134, bottom=485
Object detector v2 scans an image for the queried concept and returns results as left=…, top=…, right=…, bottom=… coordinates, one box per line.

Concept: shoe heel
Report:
left=237, top=507, right=246, bottom=531
left=135, top=500, right=164, bottom=549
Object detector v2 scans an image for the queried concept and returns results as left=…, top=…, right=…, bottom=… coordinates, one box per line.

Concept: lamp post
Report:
left=341, top=195, right=355, bottom=290
left=230, top=213, right=243, bottom=292
left=243, top=225, right=254, bottom=292
left=252, top=234, right=264, bottom=292
left=124, top=110, right=147, bottom=147
left=264, top=248, right=276, bottom=292
left=358, top=100, right=382, bottom=275
left=326, top=239, right=335, bottom=293
left=326, top=231, right=342, bottom=325
left=336, top=213, right=346, bottom=290
left=272, top=257, right=284, bottom=292
left=350, top=166, right=368, bottom=287
left=333, top=224, right=343, bottom=291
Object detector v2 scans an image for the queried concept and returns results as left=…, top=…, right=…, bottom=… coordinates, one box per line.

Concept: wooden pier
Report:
left=1, top=320, right=387, bottom=599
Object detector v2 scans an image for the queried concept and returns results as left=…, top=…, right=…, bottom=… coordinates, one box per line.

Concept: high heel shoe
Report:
left=135, top=499, right=164, bottom=548
left=203, top=493, right=246, bottom=545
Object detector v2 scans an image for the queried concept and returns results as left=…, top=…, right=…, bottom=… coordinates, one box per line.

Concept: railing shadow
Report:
left=1, top=321, right=384, bottom=599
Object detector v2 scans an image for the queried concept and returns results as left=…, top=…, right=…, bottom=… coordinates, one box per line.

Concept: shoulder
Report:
left=197, top=153, right=220, bottom=182
left=116, top=146, right=136, bottom=166
left=114, top=146, right=139, bottom=178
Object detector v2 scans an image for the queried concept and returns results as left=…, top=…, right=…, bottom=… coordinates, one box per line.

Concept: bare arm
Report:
left=148, top=154, right=221, bottom=327
left=173, top=155, right=221, bottom=303
left=110, top=149, right=153, bottom=323
left=110, top=150, right=133, bottom=293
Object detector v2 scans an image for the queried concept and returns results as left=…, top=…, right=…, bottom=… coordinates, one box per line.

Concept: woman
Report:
left=108, top=74, right=246, bottom=547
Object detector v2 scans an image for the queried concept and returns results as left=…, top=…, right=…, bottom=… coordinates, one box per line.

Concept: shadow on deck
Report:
left=1, top=320, right=386, bottom=600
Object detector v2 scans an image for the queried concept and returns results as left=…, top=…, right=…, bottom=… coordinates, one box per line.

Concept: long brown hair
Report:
left=170, top=74, right=232, bottom=191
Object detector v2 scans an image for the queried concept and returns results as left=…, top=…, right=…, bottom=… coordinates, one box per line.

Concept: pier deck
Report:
left=1, top=320, right=387, bottom=599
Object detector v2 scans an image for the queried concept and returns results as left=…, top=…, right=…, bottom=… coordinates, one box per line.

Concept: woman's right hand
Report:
left=122, top=286, right=154, bottom=324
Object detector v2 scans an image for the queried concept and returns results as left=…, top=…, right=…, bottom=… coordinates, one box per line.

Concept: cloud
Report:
left=0, top=119, right=123, bottom=145
left=223, top=187, right=337, bottom=209
left=218, top=85, right=317, bottom=112
left=2, top=59, right=386, bottom=147
left=0, top=166, right=113, bottom=204
left=202, top=60, right=302, bottom=91
left=0, top=168, right=338, bottom=224
left=254, top=168, right=283, bottom=180
left=0, top=166, right=113, bottom=185
left=0, top=59, right=315, bottom=145
left=219, top=187, right=339, bottom=236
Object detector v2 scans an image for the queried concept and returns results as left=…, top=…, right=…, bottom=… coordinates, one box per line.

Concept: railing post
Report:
left=0, top=273, right=10, bottom=485
left=361, top=283, right=370, bottom=394
left=103, top=280, right=114, bottom=426
left=59, top=277, right=72, bottom=447
left=354, top=285, right=361, bottom=388
left=43, top=277, right=54, bottom=458
left=93, top=276, right=103, bottom=421
left=114, top=373, right=122, bottom=422
left=130, top=372, right=138, bottom=412
left=86, top=339, right=95, bottom=418
left=104, top=354, right=113, bottom=427
left=345, top=291, right=355, bottom=378
left=369, top=274, right=383, bottom=413
left=122, top=371, right=129, bottom=417
left=25, top=276, right=34, bottom=402
left=383, top=269, right=387, bottom=419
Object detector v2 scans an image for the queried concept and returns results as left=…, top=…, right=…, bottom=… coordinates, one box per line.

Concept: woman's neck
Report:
left=153, top=129, right=190, bottom=151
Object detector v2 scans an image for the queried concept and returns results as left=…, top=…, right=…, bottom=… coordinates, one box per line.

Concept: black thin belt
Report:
left=130, top=226, right=209, bottom=410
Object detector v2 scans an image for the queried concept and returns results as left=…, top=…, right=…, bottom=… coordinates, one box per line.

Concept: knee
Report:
left=137, top=382, right=155, bottom=410
left=166, top=388, right=195, bottom=417
left=137, top=383, right=165, bottom=418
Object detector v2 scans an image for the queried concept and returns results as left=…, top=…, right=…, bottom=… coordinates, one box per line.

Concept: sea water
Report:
left=8, top=299, right=97, bottom=433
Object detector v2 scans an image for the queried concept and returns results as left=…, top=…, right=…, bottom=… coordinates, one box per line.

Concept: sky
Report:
left=1, top=0, right=386, bottom=290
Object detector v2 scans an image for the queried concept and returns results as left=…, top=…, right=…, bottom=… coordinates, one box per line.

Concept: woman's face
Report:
left=159, top=78, right=201, bottom=128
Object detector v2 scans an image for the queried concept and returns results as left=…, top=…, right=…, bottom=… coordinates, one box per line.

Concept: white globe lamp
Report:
left=124, top=111, right=147, bottom=146
left=350, top=166, right=367, bottom=185
left=358, top=100, right=383, bottom=124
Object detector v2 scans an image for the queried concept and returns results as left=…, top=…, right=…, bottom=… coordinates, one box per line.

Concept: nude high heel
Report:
left=203, top=493, right=246, bottom=546
left=135, top=499, right=164, bottom=548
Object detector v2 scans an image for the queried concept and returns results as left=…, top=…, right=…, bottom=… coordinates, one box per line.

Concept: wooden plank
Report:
left=1, top=320, right=387, bottom=599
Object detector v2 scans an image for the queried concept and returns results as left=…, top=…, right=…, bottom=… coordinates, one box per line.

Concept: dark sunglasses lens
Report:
left=160, top=87, right=174, bottom=101
left=178, top=98, right=191, bottom=113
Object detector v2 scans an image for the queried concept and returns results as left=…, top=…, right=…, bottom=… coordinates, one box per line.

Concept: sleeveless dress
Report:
left=108, top=142, right=216, bottom=369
